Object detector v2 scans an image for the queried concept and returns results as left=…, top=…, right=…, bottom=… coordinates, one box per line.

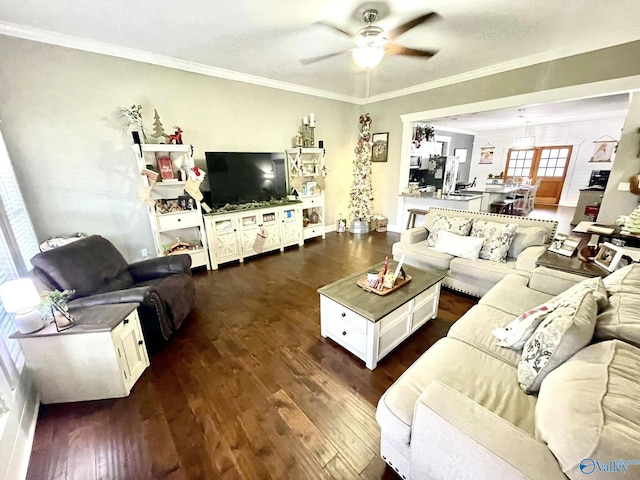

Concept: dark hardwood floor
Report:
left=26, top=231, right=477, bottom=480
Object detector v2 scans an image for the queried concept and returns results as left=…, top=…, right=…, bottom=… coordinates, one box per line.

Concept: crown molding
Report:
left=0, top=21, right=362, bottom=105
left=366, top=32, right=640, bottom=104
left=400, top=76, right=640, bottom=124
left=2, top=20, right=639, bottom=107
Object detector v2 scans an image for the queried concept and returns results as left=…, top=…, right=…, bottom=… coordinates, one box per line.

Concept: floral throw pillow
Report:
left=470, top=220, right=518, bottom=262
left=425, top=215, right=474, bottom=247
left=517, top=290, right=597, bottom=394
left=492, top=276, right=609, bottom=351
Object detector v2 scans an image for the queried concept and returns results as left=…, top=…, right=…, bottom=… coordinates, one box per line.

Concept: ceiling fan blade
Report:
left=387, top=12, right=441, bottom=40
left=300, top=49, right=351, bottom=65
left=386, top=44, right=438, bottom=57
left=314, top=21, right=353, bottom=40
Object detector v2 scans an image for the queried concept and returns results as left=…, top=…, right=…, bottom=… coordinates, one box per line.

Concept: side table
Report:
left=10, top=303, right=149, bottom=404
left=535, top=249, right=609, bottom=278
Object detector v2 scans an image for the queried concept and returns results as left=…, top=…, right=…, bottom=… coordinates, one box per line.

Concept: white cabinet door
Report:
left=261, top=210, right=281, bottom=249
left=238, top=212, right=260, bottom=255
left=281, top=206, right=302, bottom=246
left=113, top=311, right=149, bottom=392
left=210, top=215, right=240, bottom=262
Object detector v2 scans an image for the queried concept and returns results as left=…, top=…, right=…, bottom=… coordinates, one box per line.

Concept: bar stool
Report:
left=490, top=199, right=517, bottom=215
left=406, top=209, right=429, bottom=229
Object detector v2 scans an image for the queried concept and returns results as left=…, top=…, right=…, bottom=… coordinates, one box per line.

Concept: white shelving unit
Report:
left=285, top=147, right=326, bottom=240
left=132, top=144, right=211, bottom=270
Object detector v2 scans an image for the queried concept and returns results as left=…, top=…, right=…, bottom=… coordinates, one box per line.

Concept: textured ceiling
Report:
left=1, top=0, right=640, bottom=102
left=430, top=94, right=631, bottom=132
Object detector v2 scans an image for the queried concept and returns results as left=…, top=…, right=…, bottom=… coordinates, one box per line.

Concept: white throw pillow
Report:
left=492, top=304, right=553, bottom=350
left=425, top=214, right=474, bottom=247
left=434, top=231, right=485, bottom=260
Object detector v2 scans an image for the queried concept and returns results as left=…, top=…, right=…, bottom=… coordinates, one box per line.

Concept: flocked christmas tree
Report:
left=348, top=113, right=374, bottom=228
left=150, top=109, right=169, bottom=141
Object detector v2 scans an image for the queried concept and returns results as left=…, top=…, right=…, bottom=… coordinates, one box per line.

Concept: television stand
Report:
left=203, top=202, right=305, bottom=269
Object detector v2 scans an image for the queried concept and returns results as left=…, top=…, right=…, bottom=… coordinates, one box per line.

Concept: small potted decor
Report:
left=38, top=289, right=75, bottom=331
left=303, top=215, right=310, bottom=228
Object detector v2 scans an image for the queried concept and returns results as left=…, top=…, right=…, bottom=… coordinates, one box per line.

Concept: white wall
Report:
left=599, top=93, right=640, bottom=223
left=467, top=116, right=625, bottom=205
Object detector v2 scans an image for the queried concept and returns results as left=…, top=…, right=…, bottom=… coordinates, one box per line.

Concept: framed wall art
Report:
left=589, top=141, right=616, bottom=162
left=479, top=146, right=495, bottom=164
left=372, top=132, right=389, bottom=162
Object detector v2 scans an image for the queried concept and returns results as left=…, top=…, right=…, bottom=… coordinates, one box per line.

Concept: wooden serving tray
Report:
left=356, top=274, right=412, bottom=296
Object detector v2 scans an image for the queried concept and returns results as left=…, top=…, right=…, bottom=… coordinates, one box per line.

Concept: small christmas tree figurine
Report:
left=348, top=113, right=374, bottom=232
left=150, top=109, right=169, bottom=141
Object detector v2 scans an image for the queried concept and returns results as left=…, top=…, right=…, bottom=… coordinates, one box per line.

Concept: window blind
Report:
left=0, top=130, right=40, bottom=391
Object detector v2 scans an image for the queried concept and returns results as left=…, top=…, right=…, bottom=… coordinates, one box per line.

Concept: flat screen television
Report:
left=204, top=152, right=287, bottom=208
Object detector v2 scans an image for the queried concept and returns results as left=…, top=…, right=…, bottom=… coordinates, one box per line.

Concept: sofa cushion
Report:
left=603, top=262, right=640, bottom=295
left=479, top=274, right=553, bottom=317
left=536, top=340, right=640, bottom=480
left=595, top=292, right=640, bottom=347
left=493, top=277, right=608, bottom=351
left=31, top=235, right=134, bottom=299
left=449, top=256, right=519, bottom=285
left=470, top=220, right=518, bottom=262
left=376, top=337, right=536, bottom=446
left=425, top=214, right=474, bottom=247
left=508, top=226, right=548, bottom=258
left=392, top=241, right=454, bottom=271
left=518, top=290, right=597, bottom=394
left=553, top=276, right=608, bottom=311
left=447, top=304, right=522, bottom=367
left=434, top=231, right=484, bottom=260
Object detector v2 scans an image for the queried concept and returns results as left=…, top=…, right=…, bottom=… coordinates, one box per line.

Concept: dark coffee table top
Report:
left=536, top=249, right=608, bottom=278
left=318, top=262, right=444, bottom=322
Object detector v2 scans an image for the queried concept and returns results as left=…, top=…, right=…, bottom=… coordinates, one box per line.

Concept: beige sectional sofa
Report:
left=392, top=207, right=558, bottom=297
left=376, top=264, right=640, bottom=480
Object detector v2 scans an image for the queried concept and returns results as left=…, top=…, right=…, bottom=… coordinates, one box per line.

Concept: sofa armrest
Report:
left=515, top=245, right=548, bottom=273
left=400, top=227, right=428, bottom=244
left=68, top=287, right=157, bottom=307
left=128, top=255, right=192, bottom=282
left=410, top=381, right=566, bottom=480
left=528, top=266, right=587, bottom=295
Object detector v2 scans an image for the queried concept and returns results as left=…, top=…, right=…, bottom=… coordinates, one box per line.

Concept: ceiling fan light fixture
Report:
left=353, top=45, right=384, bottom=68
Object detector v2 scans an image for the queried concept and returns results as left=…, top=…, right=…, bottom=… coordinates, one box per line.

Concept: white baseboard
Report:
left=0, top=370, right=39, bottom=480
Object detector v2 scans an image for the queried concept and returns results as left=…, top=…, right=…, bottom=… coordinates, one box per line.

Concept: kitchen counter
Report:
left=460, top=185, right=525, bottom=211
left=462, top=186, right=522, bottom=195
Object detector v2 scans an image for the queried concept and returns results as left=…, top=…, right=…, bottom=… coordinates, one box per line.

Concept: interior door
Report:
left=505, top=145, right=572, bottom=205
left=534, top=146, right=572, bottom=204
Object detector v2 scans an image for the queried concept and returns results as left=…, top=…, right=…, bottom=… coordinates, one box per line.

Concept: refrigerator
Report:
left=417, top=155, right=459, bottom=194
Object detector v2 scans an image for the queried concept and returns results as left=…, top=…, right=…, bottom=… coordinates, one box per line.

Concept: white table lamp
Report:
left=0, top=278, right=44, bottom=334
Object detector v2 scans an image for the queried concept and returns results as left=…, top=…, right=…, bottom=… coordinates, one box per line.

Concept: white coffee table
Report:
left=318, top=263, right=443, bottom=369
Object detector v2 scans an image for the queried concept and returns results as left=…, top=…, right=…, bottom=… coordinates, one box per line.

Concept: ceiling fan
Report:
left=301, top=8, right=441, bottom=68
